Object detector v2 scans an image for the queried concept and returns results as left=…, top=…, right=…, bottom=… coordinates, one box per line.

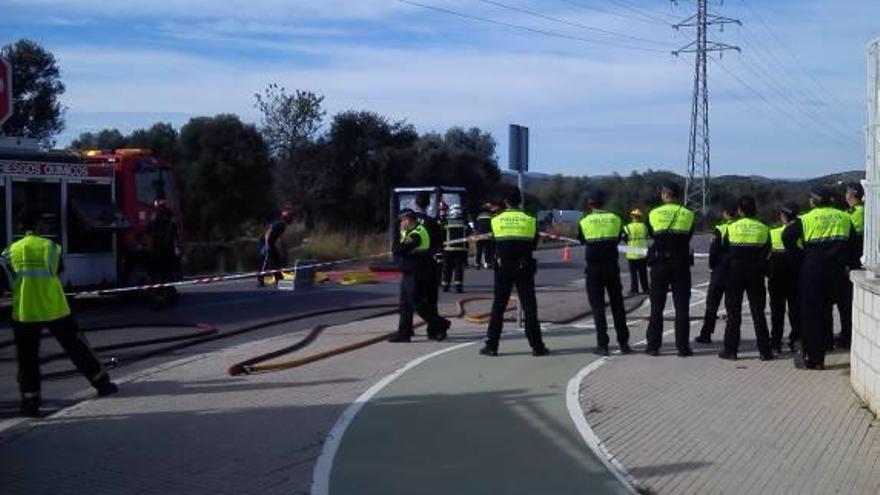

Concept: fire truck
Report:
left=0, top=146, right=182, bottom=289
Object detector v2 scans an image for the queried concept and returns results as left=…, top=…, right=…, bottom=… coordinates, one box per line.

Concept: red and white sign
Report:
left=0, top=57, right=11, bottom=127
left=0, top=160, right=114, bottom=178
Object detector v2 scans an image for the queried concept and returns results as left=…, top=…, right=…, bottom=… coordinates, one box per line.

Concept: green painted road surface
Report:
left=329, top=329, right=631, bottom=495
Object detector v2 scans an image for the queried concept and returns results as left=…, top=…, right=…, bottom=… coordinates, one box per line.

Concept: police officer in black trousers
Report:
left=783, top=185, right=857, bottom=369
left=480, top=188, right=549, bottom=357
left=577, top=189, right=631, bottom=356
left=767, top=203, right=802, bottom=353
left=694, top=200, right=737, bottom=345
left=645, top=182, right=696, bottom=357
left=389, top=209, right=451, bottom=343
left=717, top=196, right=774, bottom=361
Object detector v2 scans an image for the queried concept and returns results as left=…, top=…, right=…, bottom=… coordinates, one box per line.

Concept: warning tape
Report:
left=444, top=231, right=709, bottom=258
left=68, top=252, right=392, bottom=297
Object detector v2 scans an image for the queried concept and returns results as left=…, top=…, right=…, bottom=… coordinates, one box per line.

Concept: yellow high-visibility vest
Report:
left=3, top=234, right=71, bottom=323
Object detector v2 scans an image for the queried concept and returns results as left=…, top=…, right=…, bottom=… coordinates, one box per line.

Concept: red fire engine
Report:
left=0, top=146, right=182, bottom=289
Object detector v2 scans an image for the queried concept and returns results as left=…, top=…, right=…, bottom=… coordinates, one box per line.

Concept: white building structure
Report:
left=850, top=37, right=880, bottom=416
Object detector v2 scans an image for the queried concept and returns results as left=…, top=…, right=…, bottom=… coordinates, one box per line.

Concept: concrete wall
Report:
left=851, top=270, right=880, bottom=416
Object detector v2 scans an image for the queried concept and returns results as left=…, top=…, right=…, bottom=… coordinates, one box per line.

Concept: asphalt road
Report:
left=0, top=245, right=595, bottom=418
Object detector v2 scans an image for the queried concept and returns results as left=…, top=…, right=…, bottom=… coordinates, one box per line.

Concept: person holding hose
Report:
left=3, top=210, right=118, bottom=417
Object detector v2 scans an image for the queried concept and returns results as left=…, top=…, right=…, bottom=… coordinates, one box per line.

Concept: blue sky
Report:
left=2, top=0, right=877, bottom=178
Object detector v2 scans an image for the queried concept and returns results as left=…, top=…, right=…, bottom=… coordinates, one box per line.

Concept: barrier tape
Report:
left=445, top=231, right=710, bottom=258
left=67, top=252, right=392, bottom=297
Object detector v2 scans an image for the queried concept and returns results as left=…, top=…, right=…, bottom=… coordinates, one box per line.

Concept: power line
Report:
left=473, top=0, right=673, bottom=47
left=713, top=57, right=858, bottom=147
left=396, top=0, right=672, bottom=52
left=556, top=0, right=671, bottom=26
left=738, top=0, right=849, bottom=110
left=609, top=0, right=679, bottom=24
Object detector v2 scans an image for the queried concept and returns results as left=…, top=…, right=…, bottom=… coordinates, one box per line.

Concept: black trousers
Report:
left=475, top=240, right=494, bottom=267
left=800, top=259, right=844, bottom=366
left=396, top=269, right=447, bottom=338
left=722, top=263, right=771, bottom=356
left=768, top=268, right=800, bottom=347
left=835, top=272, right=853, bottom=346
left=257, top=245, right=283, bottom=285
left=646, top=259, right=691, bottom=352
left=698, top=268, right=725, bottom=338
left=442, top=251, right=467, bottom=288
left=13, top=315, right=108, bottom=401
left=586, top=261, right=630, bottom=348
left=627, top=259, right=649, bottom=293
left=485, top=259, right=546, bottom=351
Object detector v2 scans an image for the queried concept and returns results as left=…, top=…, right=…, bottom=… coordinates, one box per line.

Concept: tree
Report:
left=70, top=129, right=126, bottom=150
left=1, top=39, right=65, bottom=145
left=177, top=115, right=273, bottom=240
left=127, top=122, right=179, bottom=163
left=254, top=84, right=325, bottom=160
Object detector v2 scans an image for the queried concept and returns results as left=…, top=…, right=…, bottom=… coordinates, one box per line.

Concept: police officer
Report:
left=622, top=209, right=650, bottom=295
left=474, top=203, right=496, bottom=269
left=413, top=192, right=442, bottom=310
left=578, top=190, right=631, bottom=356
left=718, top=196, right=773, bottom=361
left=695, top=200, right=737, bottom=345
left=389, top=209, right=452, bottom=343
left=783, top=185, right=856, bottom=370
left=3, top=210, right=118, bottom=417
left=441, top=205, right=469, bottom=293
left=257, top=210, right=293, bottom=287
left=645, top=181, right=695, bottom=357
left=834, top=182, right=865, bottom=348
left=480, top=188, right=549, bottom=357
left=767, top=203, right=802, bottom=354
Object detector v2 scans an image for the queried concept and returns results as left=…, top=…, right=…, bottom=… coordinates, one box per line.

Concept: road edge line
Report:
left=311, top=341, right=475, bottom=495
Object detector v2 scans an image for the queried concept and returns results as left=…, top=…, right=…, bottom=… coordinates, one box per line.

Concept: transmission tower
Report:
left=672, top=0, right=740, bottom=215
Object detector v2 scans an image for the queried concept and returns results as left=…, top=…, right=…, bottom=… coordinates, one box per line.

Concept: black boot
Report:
left=20, top=398, right=41, bottom=418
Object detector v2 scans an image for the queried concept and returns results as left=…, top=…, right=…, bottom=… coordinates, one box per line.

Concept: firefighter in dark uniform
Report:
left=146, top=198, right=181, bottom=306
left=767, top=203, right=802, bottom=353
left=835, top=182, right=865, bottom=348
left=783, top=185, right=856, bottom=370
left=645, top=182, right=695, bottom=357
left=718, top=196, right=774, bottom=361
left=577, top=189, right=631, bottom=356
left=389, top=209, right=452, bottom=343
left=622, top=209, right=650, bottom=295
left=3, top=210, right=118, bottom=417
left=695, top=200, right=737, bottom=344
left=480, top=188, right=549, bottom=357
left=257, top=210, right=293, bottom=287
left=474, top=203, right=496, bottom=269
left=441, top=205, right=469, bottom=293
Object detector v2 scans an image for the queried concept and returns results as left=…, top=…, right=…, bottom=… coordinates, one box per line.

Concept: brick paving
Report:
left=580, top=317, right=880, bottom=495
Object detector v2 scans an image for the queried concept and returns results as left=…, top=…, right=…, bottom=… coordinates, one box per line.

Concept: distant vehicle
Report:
left=537, top=209, right=584, bottom=227
left=0, top=146, right=182, bottom=289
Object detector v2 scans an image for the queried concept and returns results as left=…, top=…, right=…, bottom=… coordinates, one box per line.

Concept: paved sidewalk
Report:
left=580, top=317, right=880, bottom=495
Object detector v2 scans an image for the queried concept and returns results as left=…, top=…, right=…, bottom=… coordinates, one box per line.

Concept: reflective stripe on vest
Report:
left=648, top=203, right=695, bottom=234
left=851, top=204, right=865, bottom=234
left=578, top=211, right=621, bottom=243
left=400, top=225, right=430, bottom=253
left=444, top=220, right=468, bottom=252
left=769, top=225, right=786, bottom=252
left=5, top=235, right=71, bottom=323
left=624, top=222, right=648, bottom=260
left=727, top=217, right=770, bottom=247
left=801, top=207, right=852, bottom=245
left=491, top=210, right=537, bottom=242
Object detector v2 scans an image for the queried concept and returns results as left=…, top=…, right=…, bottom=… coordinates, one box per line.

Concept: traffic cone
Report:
left=562, top=245, right=572, bottom=262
